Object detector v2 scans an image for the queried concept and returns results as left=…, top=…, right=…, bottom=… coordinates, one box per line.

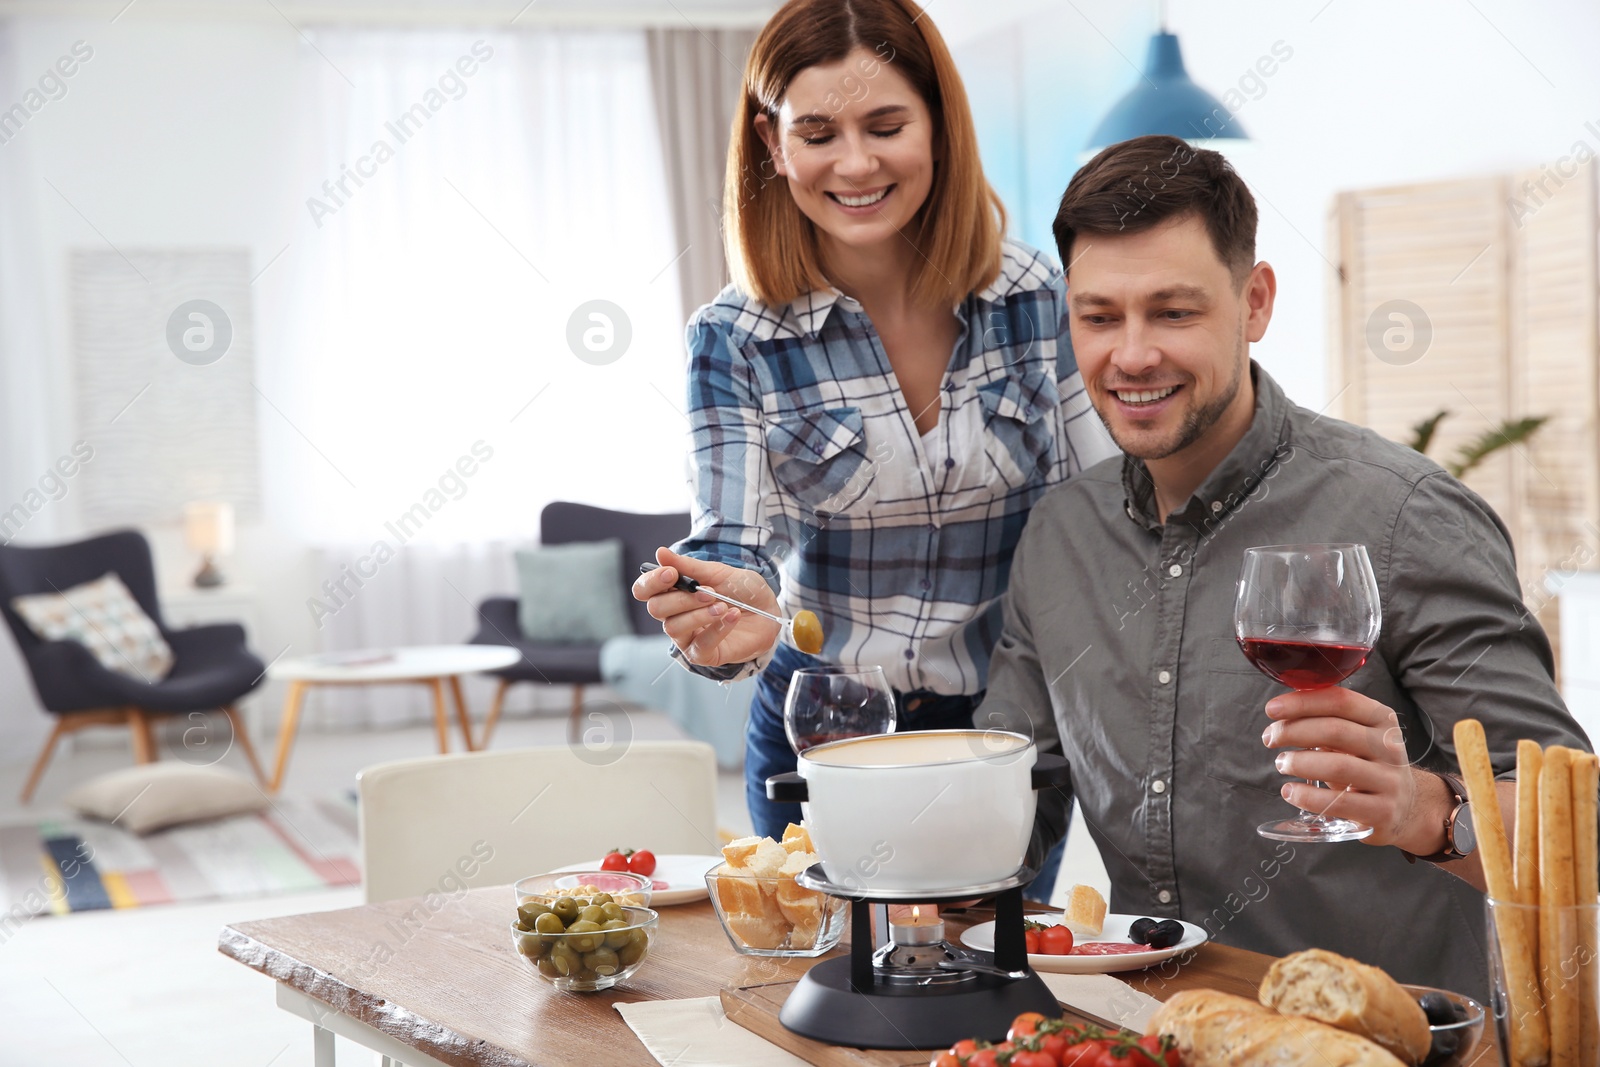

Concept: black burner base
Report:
left=778, top=955, right=1061, bottom=1050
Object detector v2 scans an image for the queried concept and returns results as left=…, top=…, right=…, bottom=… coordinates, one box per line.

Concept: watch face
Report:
left=1453, top=805, right=1477, bottom=856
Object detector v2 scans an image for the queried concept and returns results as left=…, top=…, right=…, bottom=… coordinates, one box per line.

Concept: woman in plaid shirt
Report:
left=633, top=0, right=1115, bottom=843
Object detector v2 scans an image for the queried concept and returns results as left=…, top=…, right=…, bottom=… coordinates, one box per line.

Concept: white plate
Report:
left=961, top=913, right=1208, bottom=974
left=551, top=854, right=722, bottom=906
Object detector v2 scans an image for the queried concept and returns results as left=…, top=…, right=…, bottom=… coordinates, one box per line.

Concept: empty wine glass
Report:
left=1235, top=543, right=1382, bottom=843
left=783, top=666, right=896, bottom=755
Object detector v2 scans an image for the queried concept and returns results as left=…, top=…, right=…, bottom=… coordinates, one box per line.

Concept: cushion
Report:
left=11, top=572, right=174, bottom=681
left=64, top=763, right=266, bottom=834
left=514, top=539, right=633, bottom=644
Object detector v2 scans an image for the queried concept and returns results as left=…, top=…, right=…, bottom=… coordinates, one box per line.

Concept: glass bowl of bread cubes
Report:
left=706, top=823, right=848, bottom=957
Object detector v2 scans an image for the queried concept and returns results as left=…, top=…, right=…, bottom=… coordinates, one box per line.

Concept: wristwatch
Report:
left=1403, top=770, right=1477, bottom=864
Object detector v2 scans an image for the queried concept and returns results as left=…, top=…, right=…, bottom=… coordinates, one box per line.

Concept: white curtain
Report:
left=270, top=28, right=693, bottom=727
left=0, top=20, right=69, bottom=758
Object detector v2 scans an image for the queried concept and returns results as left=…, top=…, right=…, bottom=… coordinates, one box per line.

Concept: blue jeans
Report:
left=744, top=643, right=977, bottom=841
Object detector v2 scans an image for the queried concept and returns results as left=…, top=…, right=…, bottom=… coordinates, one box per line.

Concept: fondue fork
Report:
left=638, top=562, right=824, bottom=654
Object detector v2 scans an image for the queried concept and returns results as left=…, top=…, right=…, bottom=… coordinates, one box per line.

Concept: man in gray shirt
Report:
left=985, top=135, right=1589, bottom=997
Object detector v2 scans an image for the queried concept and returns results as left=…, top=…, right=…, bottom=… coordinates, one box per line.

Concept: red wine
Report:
left=1236, top=638, right=1371, bottom=690
left=793, top=732, right=857, bottom=752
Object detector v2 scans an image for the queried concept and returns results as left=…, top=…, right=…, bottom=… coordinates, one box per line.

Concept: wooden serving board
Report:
left=720, top=942, right=1279, bottom=1067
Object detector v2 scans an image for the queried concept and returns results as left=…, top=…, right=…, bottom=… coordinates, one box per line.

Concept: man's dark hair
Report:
left=1052, top=135, right=1258, bottom=286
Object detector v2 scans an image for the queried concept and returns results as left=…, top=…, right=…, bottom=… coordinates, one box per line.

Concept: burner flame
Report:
left=911, top=906, right=920, bottom=922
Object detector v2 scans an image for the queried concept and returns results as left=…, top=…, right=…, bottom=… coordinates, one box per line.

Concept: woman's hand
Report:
left=1263, top=687, right=1451, bottom=852
left=631, top=546, right=782, bottom=669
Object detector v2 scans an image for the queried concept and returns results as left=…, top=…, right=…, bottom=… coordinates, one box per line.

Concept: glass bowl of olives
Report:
left=513, top=870, right=652, bottom=908
left=1399, top=984, right=1484, bottom=1067
left=510, top=890, right=658, bottom=992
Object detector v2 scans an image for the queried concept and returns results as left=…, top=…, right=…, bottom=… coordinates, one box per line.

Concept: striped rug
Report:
left=0, top=794, right=361, bottom=916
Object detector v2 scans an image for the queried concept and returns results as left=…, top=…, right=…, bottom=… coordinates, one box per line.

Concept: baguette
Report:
left=1149, top=989, right=1405, bottom=1067
left=1258, top=948, right=1430, bottom=1064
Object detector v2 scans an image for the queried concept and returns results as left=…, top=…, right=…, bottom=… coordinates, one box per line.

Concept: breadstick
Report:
left=1570, top=753, right=1599, bottom=1065
left=1519, top=741, right=1544, bottom=904
left=1541, top=745, right=1579, bottom=1066
left=1455, top=719, right=1548, bottom=1066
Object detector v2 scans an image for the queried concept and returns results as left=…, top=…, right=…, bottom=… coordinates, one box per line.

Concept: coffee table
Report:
left=217, top=887, right=1312, bottom=1067
left=267, top=645, right=520, bottom=791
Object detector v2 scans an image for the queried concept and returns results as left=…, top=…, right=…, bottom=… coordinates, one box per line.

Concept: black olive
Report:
left=1128, top=918, right=1159, bottom=944
left=1418, top=992, right=1456, bottom=1026
left=1426, top=1027, right=1459, bottom=1065
left=1146, top=919, right=1184, bottom=950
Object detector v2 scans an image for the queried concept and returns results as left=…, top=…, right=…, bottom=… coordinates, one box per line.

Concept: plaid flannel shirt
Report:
left=676, top=240, right=1117, bottom=694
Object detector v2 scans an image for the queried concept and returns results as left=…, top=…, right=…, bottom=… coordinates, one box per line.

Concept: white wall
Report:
left=946, top=0, right=1600, bottom=409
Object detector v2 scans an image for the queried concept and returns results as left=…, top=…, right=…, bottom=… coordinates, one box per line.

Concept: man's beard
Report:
left=1097, top=330, right=1247, bottom=461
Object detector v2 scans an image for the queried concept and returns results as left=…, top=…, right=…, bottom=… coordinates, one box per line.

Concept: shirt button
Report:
left=904, top=648, right=915, bottom=660
left=1151, top=779, right=1167, bottom=794
left=944, top=458, right=955, bottom=469
left=926, top=522, right=936, bottom=531
left=1157, top=890, right=1173, bottom=904
left=919, top=578, right=931, bottom=590
left=1168, top=563, right=1183, bottom=578
left=1210, top=501, right=1224, bottom=513
left=1157, top=670, right=1171, bottom=684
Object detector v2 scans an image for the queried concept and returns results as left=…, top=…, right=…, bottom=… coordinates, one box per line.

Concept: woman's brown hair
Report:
left=723, top=0, right=1004, bottom=310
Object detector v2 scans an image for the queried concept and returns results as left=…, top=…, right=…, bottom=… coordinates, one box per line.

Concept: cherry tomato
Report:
left=1009, top=1012, right=1047, bottom=1041
left=628, top=849, right=657, bottom=877
left=928, top=1054, right=961, bottom=1067
left=1092, top=1043, right=1125, bottom=1067
left=1059, top=1043, right=1100, bottom=1065
left=1009, top=1052, right=1056, bottom=1067
left=1024, top=928, right=1041, bottom=954
left=600, top=851, right=631, bottom=872
left=949, top=1039, right=981, bottom=1057
left=967, top=1050, right=1000, bottom=1067
left=1039, top=925, right=1075, bottom=955
left=1037, top=1032, right=1070, bottom=1061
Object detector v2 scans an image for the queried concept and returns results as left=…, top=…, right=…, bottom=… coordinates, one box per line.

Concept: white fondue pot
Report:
left=766, top=730, right=1069, bottom=894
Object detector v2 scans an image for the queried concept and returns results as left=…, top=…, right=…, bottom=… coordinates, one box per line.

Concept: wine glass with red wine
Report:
left=1235, top=543, right=1382, bottom=843
left=784, top=666, right=897, bottom=755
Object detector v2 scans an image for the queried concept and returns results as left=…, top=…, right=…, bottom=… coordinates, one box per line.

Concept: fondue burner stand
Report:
left=779, top=864, right=1061, bottom=1049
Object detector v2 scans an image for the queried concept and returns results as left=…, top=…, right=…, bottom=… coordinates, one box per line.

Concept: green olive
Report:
left=513, top=920, right=531, bottom=933
left=549, top=943, right=579, bottom=974
left=589, top=892, right=613, bottom=906
left=583, top=947, right=620, bottom=975
left=534, top=912, right=565, bottom=935
left=579, top=905, right=606, bottom=924
left=566, top=920, right=602, bottom=952
left=601, top=902, right=625, bottom=922
left=551, top=897, right=580, bottom=922
left=618, top=939, right=647, bottom=967
left=602, top=922, right=631, bottom=948
left=537, top=956, right=563, bottom=978
left=517, top=901, right=551, bottom=925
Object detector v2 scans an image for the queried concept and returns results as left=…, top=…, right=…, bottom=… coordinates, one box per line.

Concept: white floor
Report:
left=0, top=700, right=1105, bottom=1066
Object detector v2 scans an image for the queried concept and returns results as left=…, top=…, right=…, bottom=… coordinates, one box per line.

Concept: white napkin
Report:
left=615, top=997, right=811, bottom=1067
left=1039, top=972, right=1164, bottom=1032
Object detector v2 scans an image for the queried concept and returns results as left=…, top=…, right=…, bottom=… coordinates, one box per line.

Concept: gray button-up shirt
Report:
left=986, top=363, right=1590, bottom=997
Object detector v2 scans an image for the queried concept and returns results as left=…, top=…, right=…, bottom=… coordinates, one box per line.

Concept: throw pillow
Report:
left=11, top=572, right=174, bottom=681
left=64, top=762, right=266, bottom=834
left=514, top=539, right=634, bottom=643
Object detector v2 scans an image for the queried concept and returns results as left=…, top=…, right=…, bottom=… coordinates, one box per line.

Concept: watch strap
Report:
left=1402, top=770, right=1471, bottom=864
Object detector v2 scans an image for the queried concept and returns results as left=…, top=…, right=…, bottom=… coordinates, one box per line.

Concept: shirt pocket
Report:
left=978, top=372, right=1060, bottom=489
left=1200, top=636, right=1284, bottom=795
left=766, top=406, right=875, bottom=517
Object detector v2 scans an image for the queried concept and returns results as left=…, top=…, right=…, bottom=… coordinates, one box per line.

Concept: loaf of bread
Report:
left=1258, top=948, right=1431, bottom=1063
left=1061, top=884, right=1108, bottom=938
left=1148, top=989, right=1407, bottom=1067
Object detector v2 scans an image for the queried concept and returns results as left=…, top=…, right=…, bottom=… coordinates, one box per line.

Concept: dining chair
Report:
left=357, top=740, right=718, bottom=903
left=467, top=501, right=689, bottom=748
left=0, top=528, right=269, bottom=802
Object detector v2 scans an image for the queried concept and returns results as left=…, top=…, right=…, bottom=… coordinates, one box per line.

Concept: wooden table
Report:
left=221, top=885, right=1499, bottom=1067
left=266, top=645, right=519, bottom=791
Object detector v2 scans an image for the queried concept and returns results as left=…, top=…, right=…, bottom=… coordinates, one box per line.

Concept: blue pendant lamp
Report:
left=1084, top=9, right=1248, bottom=153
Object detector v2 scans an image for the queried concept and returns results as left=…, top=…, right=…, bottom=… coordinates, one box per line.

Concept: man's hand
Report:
left=631, top=547, right=781, bottom=668
left=1262, top=687, right=1451, bottom=853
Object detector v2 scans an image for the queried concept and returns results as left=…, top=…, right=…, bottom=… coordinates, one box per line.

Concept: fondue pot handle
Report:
left=766, top=772, right=808, bottom=803
left=1030, top=752, right=1072, bottom=790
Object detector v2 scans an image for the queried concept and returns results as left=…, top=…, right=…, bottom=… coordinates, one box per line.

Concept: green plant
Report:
left=1403, top=409, right=1550, bottom=479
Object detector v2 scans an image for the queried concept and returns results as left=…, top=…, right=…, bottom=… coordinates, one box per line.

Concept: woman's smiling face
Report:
left=755, top=47, right=937, bottom=255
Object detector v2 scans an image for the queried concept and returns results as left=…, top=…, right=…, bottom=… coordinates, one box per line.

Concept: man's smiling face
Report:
left=1066, top=212, right=1266, bottom=462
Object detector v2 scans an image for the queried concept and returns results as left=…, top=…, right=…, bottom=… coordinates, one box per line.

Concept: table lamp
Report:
left=184, top=501, right=234, bottom=588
